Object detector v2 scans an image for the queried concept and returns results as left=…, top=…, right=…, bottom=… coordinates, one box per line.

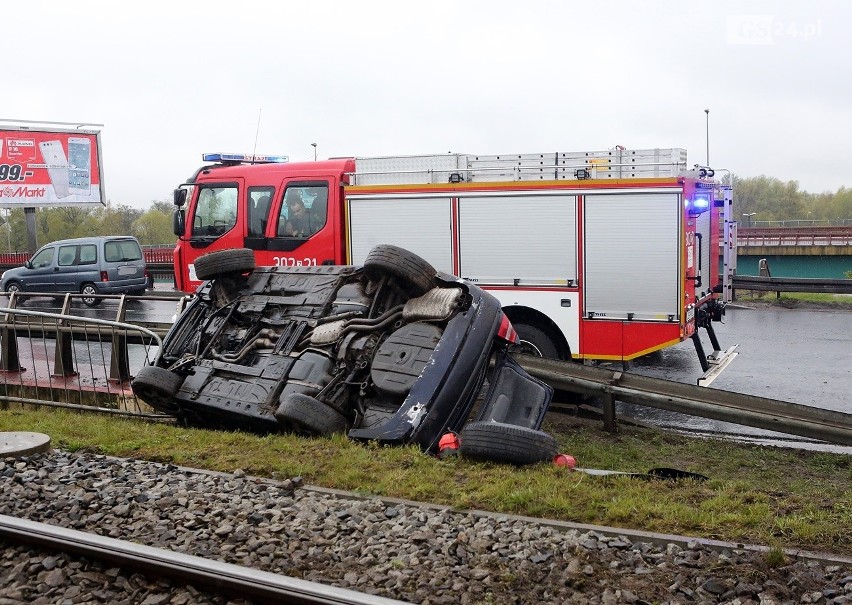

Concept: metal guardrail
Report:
left=518, top=354, right=852, bottom=446
left=0, top=292, right=186, bottom=416
left=732, top=275, right=852, bottom=295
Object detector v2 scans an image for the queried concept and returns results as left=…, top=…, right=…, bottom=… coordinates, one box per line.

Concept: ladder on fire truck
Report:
left=349, top=147, right=689, bottom=185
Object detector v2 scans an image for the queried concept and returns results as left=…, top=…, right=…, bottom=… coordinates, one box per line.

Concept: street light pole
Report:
left=311, top=143, right=317, bottom=161
left=742, top=212, right=756, bottom=227
left=704, top=109, right=710, bottom=166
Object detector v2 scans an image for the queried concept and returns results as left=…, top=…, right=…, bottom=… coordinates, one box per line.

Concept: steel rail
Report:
left=0, top=514, right=407, bottom=605
left=732, top=276, right=852, bottom=295
left=517, top=355, right=852, bottom=446
left=0, top=307, right=163, bottom=348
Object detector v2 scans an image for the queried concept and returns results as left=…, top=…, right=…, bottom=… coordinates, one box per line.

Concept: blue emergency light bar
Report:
left=202, top=152, right=289, bottom=164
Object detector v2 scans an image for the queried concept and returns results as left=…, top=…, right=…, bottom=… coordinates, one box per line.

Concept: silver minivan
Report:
left=0, top=236, right=149, bottom=306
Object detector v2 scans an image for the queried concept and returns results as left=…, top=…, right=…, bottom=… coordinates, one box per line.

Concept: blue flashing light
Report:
left=693, top=193, right=711, bottom=211
left=202, top=152, right=289, bottom=164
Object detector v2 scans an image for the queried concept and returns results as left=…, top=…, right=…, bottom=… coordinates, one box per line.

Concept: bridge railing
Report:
left=0, top=292, right=183, bottom=418
left=0, top=244, right=175, bottom=268
left=737, top=226, right=852, bottom=247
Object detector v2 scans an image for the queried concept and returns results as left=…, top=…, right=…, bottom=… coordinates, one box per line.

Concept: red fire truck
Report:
left=171, top=147, right=738, bottom=384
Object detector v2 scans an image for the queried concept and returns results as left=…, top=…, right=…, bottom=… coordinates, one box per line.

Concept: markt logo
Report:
left=0, top=186, right=46, bottom=198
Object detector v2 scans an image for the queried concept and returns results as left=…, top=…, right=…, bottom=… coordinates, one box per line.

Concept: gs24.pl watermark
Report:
left=727, top=15, right=822, bottom=45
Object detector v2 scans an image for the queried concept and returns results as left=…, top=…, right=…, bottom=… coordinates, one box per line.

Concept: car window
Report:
left=105, top=240, right=143, bottom=262
left=79, top=244, right=97, bottom=265
left=192, top=185, right=238, bottom=238
left=58, top=245, right=78, bottom=267
left=247, top=187, right=274, bottom=237
left=30, top=247, right=54, bottom=268
left=275, top=183, right=329, bottom=238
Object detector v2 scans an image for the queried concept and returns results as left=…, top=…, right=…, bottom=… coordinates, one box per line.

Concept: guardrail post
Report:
left=0, top=291, right=22, bottom=372
left=52, top=294, right=77, bottom=377
left=109, top=295, right=131, bottom=382
left=602, top=372, right=620, bottom=433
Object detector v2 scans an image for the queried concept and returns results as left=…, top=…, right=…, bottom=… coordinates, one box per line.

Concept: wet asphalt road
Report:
left=624, top=304, right=852, bottom=453
left=6, top=292, right=851, bottom=452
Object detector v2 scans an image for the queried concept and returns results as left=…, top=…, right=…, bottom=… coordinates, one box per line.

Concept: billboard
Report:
left=0, top=126, right=105, bottom=208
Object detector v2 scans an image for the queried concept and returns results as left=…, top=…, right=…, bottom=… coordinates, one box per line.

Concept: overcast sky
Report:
left=8, top=0, right=850, bottom=208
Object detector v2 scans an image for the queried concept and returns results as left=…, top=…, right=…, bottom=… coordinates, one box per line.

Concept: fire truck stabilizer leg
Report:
left=705, top=321, right=722, bottom=356
left=691, top=332, right=710, bottom=373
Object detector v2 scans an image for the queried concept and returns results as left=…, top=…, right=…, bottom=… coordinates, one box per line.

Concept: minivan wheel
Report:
left=80, top=283, right=101, bottom=307
left=5, top=281, right=22, bottom=297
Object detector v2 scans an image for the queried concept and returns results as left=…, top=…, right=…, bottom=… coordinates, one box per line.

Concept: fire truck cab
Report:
left=172, top=147, right=737, bottom=385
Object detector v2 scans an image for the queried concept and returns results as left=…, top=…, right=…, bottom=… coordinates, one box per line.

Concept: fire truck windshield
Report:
left=191, top=185, right=238, bottom=238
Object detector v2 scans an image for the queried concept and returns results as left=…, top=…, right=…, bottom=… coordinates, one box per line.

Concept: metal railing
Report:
left=0, top=244, right=174, bottom=268
left=737, top=226, right=852, bottom=247
left=0, top=292, right=183, bottom=418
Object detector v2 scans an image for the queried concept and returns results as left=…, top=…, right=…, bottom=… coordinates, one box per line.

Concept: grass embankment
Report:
left=1, top=408, right=850, bottom=556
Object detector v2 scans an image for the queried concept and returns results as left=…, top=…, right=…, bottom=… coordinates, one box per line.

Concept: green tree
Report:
left=133, top=207, right=175, bottom=245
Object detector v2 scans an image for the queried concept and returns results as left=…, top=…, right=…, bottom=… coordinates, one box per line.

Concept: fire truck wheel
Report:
left=459, top=421, right=558, bottom=466
left=363, top=244, right=436, bottom=296
left=194, top=248, right=256, bottom=281
left=510, top=322, right=559, bottom=358
left=131, top=366, right=184, bottom=414
left=275, top=392, right=349, bottom=437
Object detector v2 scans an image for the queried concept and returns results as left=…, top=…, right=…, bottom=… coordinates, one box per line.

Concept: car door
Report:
left=24, top=246, right=57, bottom=292
left=53, top=244, right=80, bottom=293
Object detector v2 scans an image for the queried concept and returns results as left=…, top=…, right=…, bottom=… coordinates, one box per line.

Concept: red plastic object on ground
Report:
left=553, top=453, right=577, bottom=469
left=438, top=432, right=460, bottom=458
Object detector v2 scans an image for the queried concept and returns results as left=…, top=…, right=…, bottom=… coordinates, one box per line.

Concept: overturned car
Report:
left=132, top=245, right=556, bottom=463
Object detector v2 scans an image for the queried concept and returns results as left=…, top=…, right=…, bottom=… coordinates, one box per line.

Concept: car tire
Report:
left=363, top=244, right=436, bottom=297
left=275, top=392, right=348, bottom=437
left=194, top=248, right=256, bottom=281
left=131, top=366, right=184, bottom=414
left=5, top=281, right=22, bottom=297
left=459, top=421, right=558, bottom=465
left=80, top=283, right=101, bottom=307
left=509, top=322, right=559, bottom=359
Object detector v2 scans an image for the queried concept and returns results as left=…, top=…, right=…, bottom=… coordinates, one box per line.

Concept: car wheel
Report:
left=5, top=281, right=22, bottom=297
left=80, top=283, right=101, bottom=307
left=194, top=248, right=256, bottom=281
left=509, top=322, right=559, bottom=359
left=459, top=421, right=558, bottom=465
left=131, top=366, right=184, bottom=414
left=363, top=244, right=436, bottom=297
left=275, top=392, right=348, bottom=437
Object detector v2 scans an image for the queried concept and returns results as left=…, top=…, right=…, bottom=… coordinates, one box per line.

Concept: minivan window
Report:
left=192, top=185, right=238, bottom=238
left=58, top=245, right=77, bottom=267
left=105, top=240, right=143, bottom=263
left=30, top=247, right=54, bottom=268
left=79, top=244, right=97, bottom=265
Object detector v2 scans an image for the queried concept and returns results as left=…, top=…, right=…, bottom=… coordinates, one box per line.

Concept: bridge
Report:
left=733, top=226, right=852, bottom=279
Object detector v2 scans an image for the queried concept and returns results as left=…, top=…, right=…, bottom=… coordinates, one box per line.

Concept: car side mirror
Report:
left=173, top=188, right=187, bottom=207
left=24, top=260, right=32, bottom=269
left=173, top=208, right=185, bottom=236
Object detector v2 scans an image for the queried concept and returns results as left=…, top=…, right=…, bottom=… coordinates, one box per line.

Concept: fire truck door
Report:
left=265, top=180, right=334, bottom=268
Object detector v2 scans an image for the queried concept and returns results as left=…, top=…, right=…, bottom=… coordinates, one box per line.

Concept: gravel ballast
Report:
left=1, top=450, right=850, bottom=604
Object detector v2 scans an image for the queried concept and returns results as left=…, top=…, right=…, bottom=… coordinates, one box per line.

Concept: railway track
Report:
left=0, top=514, right=406, bottom=605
